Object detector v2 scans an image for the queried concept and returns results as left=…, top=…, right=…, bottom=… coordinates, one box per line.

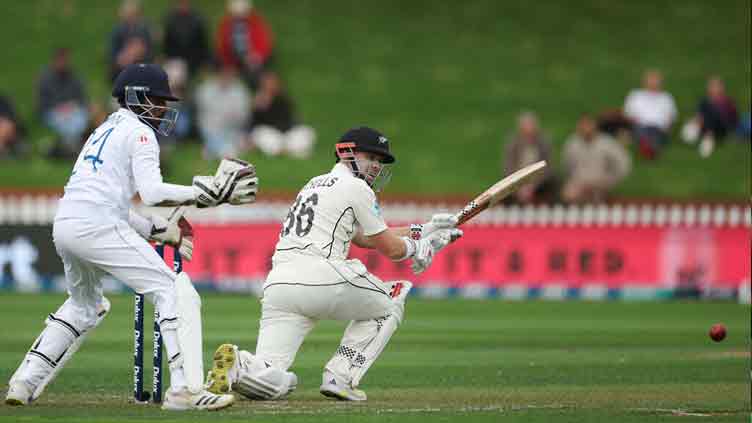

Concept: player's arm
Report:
left=352, top=226, right=408, bottom=249
left=350, top=183, right=459, bottom=263
left=352, top=212, right=458, bottom=250
left=131, top=130, right=256, bottom=207
left=352, top=228, right=407, bottom=259
left=130, top=130, right=196, bottom=206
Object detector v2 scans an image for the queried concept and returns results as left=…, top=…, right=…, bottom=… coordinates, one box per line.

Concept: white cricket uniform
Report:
left=256, top=163, right=400, bottom=372
left=10, top=109, right=195, bottom=392
left=53, top=108, right=193, bottom=332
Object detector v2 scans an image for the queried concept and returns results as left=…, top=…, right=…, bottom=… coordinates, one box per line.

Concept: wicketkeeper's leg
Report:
left=8, top=248, right=110, bottom=404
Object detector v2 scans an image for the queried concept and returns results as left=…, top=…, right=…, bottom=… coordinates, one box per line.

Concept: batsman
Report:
left=207, top=127, right=462, bottom=401
left=5, top=63, right=257, bottom=410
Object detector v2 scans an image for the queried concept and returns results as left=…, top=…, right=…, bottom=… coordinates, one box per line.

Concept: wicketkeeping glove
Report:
left=149, top=207, right=194, bottom=261
left=192, top=158, right=259, bottom=208
left=410, top=228, right=463, bottom=275
left=213, top=158, right=258, bottom=205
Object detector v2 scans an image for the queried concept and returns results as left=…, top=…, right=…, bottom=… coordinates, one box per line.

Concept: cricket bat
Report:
left=455, top=161, right=547, bottom=226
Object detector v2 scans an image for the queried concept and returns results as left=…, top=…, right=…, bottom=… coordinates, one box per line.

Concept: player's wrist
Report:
left=397, top=237, right=416, bottom=261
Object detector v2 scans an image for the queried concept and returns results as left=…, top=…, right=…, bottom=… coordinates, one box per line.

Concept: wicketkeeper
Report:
left=206, top=127, right=461, bottom=401
left=6, top=63, right=257, bottom=411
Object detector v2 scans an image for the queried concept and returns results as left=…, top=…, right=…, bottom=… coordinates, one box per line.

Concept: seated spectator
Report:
left=37, top=48, right=89, bottom=159
left=680, top=76, right=739, bottom=157
left=195, top=65, right=250, bottom=159
left=163, top=0, right=209, bottom=80
left=110, top=0, right=153, bottom=81
left=624, top=69, right=677, bottom=159
left=250, top=72, right=316, bottom=159
left=561, top=114, right=631, bottom=203
left=0, top=95, right=27, bottom=158
left=216, top=0, right=273, bottom=89
left=503, top=111, right=557, bottom=204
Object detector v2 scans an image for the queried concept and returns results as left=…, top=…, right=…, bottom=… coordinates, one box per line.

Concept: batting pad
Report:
left=233, top=350, right=298, bottom=400
left=326, top=281, right=411, bottom=387
left=10, top=297, right=111, bottom=401
left=175, top=272, right=204, bottom=392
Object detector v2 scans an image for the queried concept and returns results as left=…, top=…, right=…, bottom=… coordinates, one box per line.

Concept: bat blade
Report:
left=455, top=160, right=546, bottom=226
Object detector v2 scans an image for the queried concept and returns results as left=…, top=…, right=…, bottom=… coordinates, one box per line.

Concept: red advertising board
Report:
left=183, top=223, right=750, bottom=289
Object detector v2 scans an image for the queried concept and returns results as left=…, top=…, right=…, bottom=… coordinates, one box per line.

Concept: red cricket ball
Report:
left=709, top=323, right=726, bottom=342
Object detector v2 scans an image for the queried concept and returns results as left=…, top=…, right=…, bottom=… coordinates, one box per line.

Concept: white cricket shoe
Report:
left=319, top=371, right=367, bottom=401
left=5, top=380, right=34, bottom=406
left=161, top=387, right=235, bottom=411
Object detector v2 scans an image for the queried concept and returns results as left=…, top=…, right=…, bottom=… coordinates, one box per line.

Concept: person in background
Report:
left=109, top=0, right=153, bottom=81
left=37, top=48, right=89, bottom=159
left=680, top=76, right=739, bottom=157
left=561, top=114, right=631, bottom=203
left=195, top=64, right=250, bottom=159
left=503, top=111, right=556, bottom=204
left=596, top=108, right=632, bottom=146
left=163, top=0, right=210, bottom=80
left=163, top=59, right=193, bottom=142
left=738, top=112, right=751, bottom=141
left=0, top=95, right=26, bottom=158
left=216, top=0, right=274, bottom=89
left=623, top=69, right=678, bottom=159
left=250, top=72, right=316, bottom=159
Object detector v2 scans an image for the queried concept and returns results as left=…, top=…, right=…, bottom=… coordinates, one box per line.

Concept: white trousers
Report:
left=11, top=213, right=183, bottom=391
left=256, top=258, right=397, bottom=371
left=52, top=215, right=179, bottom=331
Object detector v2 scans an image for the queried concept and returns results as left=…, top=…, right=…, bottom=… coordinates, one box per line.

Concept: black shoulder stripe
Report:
left=325, top=207, right=354, bottom=258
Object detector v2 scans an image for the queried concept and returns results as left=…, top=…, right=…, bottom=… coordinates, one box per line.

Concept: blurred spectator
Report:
left=216, top=0, right=274, bottom=89
left=680, top=76, right=739, bottom=157
left=250, top=72, right=316, bottom=159
left=738, top=112, right=751, bottom=141
left=163, top=0, right=210, bottom=79
left=37, top=48, right=89, bottom=159
left=624, top=70, right=677, bottom=159
left=503, top=111, right=556, bottom=203
left=561, top=114, right=631, bottom=203
left=110, top=0, right=153, bottom=81
left=195, top=65, right=250, bottom=159
left=596, top=108, right=632, bottom=146
left=0, top=95, right=26, bottom=158
left=163, top=59, right=192, bottom=141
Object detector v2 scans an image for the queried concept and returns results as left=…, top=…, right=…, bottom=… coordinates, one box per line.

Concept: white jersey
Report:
left=624, top=89, right=678, bottom=131
left=56, top=108, right=193, bottom=222
left=266, top=163, right=387, bottom=285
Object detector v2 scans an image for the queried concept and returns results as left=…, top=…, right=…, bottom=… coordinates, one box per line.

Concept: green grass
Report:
left=0, top=0, right=750, bottom=199
left=0, top=294, right=750, bottom=422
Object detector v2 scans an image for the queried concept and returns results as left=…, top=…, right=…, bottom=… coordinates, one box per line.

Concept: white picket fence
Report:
left=0, top=194, right=749, bottom=227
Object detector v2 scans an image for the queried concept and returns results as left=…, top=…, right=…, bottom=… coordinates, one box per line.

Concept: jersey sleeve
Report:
left=129, top=129, right=194, bottom=206
left=349, top=181, right=388, bottom=236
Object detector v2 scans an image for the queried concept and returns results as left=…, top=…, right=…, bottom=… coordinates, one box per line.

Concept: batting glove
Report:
left=410, top=228, right=463, bottom=275
left=409, top=213, right=458, bottom=240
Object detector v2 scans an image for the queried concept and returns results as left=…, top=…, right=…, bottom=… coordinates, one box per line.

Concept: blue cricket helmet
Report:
left=112, top=63, right=179, bottom=101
